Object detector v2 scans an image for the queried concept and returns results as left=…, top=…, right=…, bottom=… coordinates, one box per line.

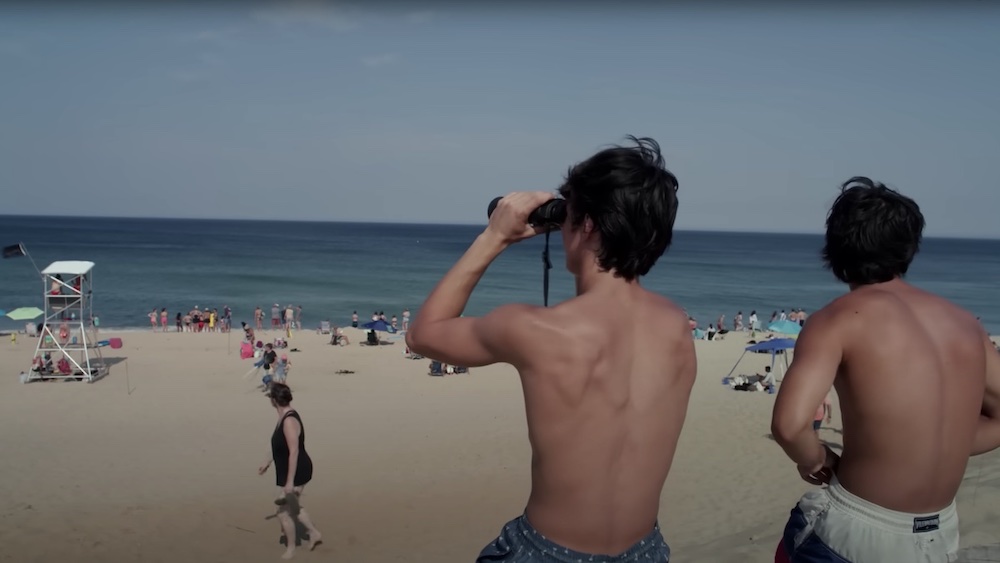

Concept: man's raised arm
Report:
left=405, top=191, right=554, bottom=368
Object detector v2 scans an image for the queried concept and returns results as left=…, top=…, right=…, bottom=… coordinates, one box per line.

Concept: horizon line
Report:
left=0, top=213, right=996, bottom=242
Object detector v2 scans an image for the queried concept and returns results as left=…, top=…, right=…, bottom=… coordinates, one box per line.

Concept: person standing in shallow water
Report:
left=258, top=383, right=322, bottom=559
left=406, top=137, right=693, bottom=562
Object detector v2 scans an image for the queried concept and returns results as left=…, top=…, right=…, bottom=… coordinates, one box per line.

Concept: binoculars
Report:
left=487, top=196, right=567, bottom=229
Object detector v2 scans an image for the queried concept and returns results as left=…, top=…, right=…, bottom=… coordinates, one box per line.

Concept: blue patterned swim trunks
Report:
left=476, top=514, right=670, bottom=562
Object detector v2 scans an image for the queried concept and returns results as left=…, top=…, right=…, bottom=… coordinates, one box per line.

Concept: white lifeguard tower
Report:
left=27, top=261, right=106, bottom=383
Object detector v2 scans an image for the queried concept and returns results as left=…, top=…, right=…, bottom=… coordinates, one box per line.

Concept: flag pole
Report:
left=22, top=245, right=41, bottom=276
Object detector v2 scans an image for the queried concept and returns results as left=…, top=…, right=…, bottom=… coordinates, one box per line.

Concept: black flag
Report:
left=2, top=243, right=26, bottom=259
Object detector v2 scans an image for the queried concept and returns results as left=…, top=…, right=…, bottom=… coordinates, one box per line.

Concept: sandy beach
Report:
left=1, top=327, right=998, bottom=562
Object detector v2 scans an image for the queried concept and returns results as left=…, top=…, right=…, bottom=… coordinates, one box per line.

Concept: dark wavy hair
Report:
left=267, top=382, right=293, bottom=407
left=822, top=177, right=925, bottom=285
left=557, top=136, right=679, bottom=281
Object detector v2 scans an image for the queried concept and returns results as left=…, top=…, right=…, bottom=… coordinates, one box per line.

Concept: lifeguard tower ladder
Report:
left=27, top=261, right=106, bottom=383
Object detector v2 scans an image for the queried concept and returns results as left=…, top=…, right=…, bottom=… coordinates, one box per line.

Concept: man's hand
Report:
left=405, top=191, right=553, bottom=368
left=485, top=191, right=556, bottom=245
left=797, top=444, right=840, bottom=486
left=258, top=462, right=270, bottom=475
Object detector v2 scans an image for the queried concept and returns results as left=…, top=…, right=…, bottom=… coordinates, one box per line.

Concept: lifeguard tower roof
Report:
left=41, top=261, right=95, bottom=276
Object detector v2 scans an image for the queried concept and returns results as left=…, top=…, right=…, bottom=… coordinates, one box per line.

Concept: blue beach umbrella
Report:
left=362, top=319, right=396, bottom=334
left=746, top=338, right=798, bottom=354
left=767, top=319, right=802, bottom=336
left=723, top=338, right=798, bottom=384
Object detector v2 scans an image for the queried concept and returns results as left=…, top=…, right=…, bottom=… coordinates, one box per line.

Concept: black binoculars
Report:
left=487, top=196, right=567, bottom=229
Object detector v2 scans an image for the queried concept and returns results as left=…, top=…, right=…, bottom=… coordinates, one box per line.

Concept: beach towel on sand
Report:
left=240, top=341, right=253, bottom=359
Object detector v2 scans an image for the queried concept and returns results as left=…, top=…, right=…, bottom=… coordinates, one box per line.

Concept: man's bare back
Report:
left=515, top=285, right=695, bottom=554
left=772, top=177, right=1000, bottom=562
left=406, top=137, right=685, bottom=561
left=814, top=280, right=984, bottom=512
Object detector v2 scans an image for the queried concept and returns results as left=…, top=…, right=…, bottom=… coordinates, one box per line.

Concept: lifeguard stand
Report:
left=27, top=261, right=106, bottom=383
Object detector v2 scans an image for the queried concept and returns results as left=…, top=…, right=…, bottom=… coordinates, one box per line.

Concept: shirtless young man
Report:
left=771, top=177, right=1000, bottom=563
left=405, top=137, right=695, bottom=562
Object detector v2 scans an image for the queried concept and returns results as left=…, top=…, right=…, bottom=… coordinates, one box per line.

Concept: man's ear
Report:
left=583, top=215, right=595, bottom=234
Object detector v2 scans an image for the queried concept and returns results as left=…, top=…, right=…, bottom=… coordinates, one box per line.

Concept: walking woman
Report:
left=258, top=383, right=322, bottom=558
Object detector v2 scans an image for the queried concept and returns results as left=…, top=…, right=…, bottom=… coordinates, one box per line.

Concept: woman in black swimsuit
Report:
left=258, top=383, right=322, bottom=558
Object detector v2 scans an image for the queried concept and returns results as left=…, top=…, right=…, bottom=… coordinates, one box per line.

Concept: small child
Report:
left=274, top=354, right=291, bottom=384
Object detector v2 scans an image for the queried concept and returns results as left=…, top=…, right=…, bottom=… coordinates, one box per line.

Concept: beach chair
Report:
left=428, top=361, right=444, bottom=376
left=318, top=321, right=331, bottom=335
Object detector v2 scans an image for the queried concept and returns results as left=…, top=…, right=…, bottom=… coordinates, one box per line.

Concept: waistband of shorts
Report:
left=827, top=476, right=957, bottom=534
left=513, top=513, right=668, bottom=562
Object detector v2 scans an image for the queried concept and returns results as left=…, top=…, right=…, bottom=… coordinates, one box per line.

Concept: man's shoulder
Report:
left=488, top=302, right=547, bottom=321
left=482, top=303, right=554, bottom=342
left=491, top=297, right=597, bottom=332
left=817, top=288, right=902, bottom=321
left=832, top=283, right=977, bottom=326
left=643, top=290, right=686, bottom=316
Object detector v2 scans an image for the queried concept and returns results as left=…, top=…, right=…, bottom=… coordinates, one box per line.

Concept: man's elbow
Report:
left=405, top=326, right=429, bottom=355
left=770, top=413, right=804, bottom=445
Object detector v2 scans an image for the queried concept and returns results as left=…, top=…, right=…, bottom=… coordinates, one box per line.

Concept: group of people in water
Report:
left=147, top=305, right=232, bottom=333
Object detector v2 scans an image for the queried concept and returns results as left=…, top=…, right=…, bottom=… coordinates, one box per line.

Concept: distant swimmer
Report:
left=771, top=177, right=1000, bottom=563
left=407, top=136, right=693, bottom=562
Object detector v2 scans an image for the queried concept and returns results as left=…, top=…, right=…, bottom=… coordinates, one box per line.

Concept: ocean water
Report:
left=0, top=215, right=998, bottom=334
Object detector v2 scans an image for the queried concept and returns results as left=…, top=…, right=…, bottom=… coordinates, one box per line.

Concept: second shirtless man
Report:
left=406, top=137, right=695, bottom=562
left=771, top=177, right=1000, bottom=562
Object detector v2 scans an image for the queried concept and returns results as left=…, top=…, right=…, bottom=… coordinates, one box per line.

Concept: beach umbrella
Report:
left=362, top=319, right=396, bottom=333
left=6, top=307, right=44, bottom=321
left=767, top=319, right=802, bottom=336
left=0, top=309, right=6, bottom=316
left=723, top=338, right=798, bottom=384
left=746, top=338, right=797, bottom=353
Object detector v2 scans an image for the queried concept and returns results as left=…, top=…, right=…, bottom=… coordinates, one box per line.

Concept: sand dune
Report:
left=1, top=329, right=997, bottom=562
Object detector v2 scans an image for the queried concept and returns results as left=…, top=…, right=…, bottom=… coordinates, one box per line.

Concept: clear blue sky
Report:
left=2, top=2, right=998, bottom=237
